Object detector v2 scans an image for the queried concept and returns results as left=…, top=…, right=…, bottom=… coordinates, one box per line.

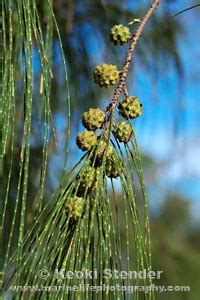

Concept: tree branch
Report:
left=104, top=0, right=160, bottom=137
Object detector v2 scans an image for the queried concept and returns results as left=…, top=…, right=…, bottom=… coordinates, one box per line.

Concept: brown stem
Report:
left=123, top=85, right=129, bottom=97
left=105, top=0, right=160, bottom=131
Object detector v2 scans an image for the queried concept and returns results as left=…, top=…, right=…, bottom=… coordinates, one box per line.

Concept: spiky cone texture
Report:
left=105, top=155, right=122, bottom=178
left=66, top=196, right=84, bottom=219
left=113, top=122, right=133, bottom=143
left=95, top=140, right=114, bottom=160
left=78, top=166, right=97, bottom=193
left=118, top=96, right=142, bottom=119
left=93, top=63, right=119, bottom=88
left=76, top=130, right=97, bottom=151
left=82, top=108, right=106, bottom=131
left=110, top=24, right=131, bottom=45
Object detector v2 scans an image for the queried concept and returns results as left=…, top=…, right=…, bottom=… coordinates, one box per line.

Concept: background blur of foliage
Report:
left=5, top=0, right=200, bottom=299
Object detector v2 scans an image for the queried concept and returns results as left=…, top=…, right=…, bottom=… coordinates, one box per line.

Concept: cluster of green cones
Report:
left=70, top=24, right=144, bottom=220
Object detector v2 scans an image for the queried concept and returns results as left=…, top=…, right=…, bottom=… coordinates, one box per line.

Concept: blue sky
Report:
left=132, top=1, right=200, bottom=219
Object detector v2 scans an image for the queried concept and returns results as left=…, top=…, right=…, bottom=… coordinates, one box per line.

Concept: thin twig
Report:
left=103, top=0, right=160, bottom=139
left=65, top=236, right=74, bottom=261
left=123, top=85, right=129, bottom=97
left=110, top=0, right=160, bottom=112
left=172, top=4, right=200, bottom=18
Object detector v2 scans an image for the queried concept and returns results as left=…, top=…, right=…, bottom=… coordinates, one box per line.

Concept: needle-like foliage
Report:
left=2, top=1, right=161, bottom=299
left=1, top=0, right=70, bottom=290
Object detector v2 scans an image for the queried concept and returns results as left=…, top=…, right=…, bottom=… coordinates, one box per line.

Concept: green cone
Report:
left=82, top=108, right=106, bottom=131
left=79, top=166, right=97, bottom=191
left=93, top=63, right=119, bottom=88
left=66, top=196, right=84, bottom=219
left=76, top=130, right=97, bottom=151
left=119, top=96, right=142, bottom=119
left=105, top=156, right=122, bottom=178
left=113, top=122, right=133, bottom=143
left=95, top=140, right=114, bottom=160
left=110, top=24, right=131, bottom=45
